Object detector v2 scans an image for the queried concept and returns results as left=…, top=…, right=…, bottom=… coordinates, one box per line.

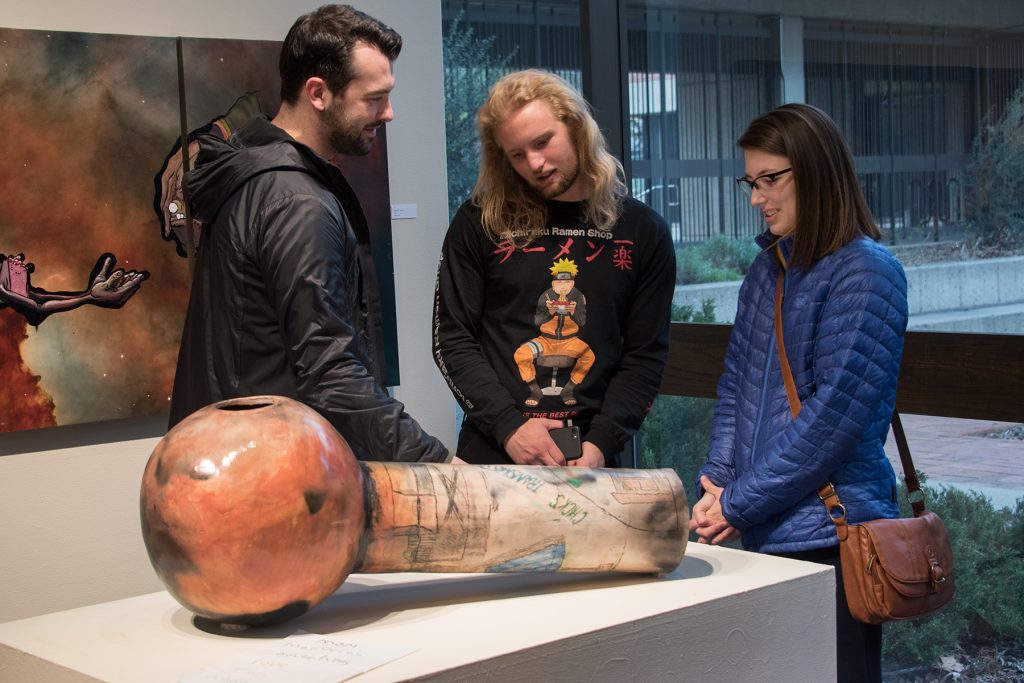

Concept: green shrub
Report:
left=964, top=81, right=1024, bottom=249
left=672, top=298, right=716, bottom=324
left=883, top=485, right=1024, bottom=669
left=641, top=297, right=716, bottom=478
left=639, top=393, right=715, bottom=485
left=676, top=235, right=761, bottom=284
left=442, top=12, right=517, bottom=219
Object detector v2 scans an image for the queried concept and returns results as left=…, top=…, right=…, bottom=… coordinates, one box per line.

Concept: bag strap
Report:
left=774, top=269, right=801, bottom=418
left=890, top=411, right=926, bottom=516
left=772, top=270, right=926, bottom=524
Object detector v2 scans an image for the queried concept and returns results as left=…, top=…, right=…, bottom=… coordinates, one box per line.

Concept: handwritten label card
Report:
left=179, top=632, right=416, bottom=683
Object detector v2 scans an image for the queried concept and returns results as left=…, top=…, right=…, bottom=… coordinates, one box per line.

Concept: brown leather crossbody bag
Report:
left=774, top=269, right=955, bottom=624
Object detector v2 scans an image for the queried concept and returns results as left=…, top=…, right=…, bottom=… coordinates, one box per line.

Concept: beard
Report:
left=321, top=102, right=376, bottom=157
left=530, top=165, right=580, bottom=200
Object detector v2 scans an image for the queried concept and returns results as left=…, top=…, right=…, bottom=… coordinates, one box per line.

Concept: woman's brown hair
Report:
left=738, top=103, right=880, bottom=270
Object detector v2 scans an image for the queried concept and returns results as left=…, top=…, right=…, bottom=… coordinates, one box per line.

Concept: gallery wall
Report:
left=0, top=0, right=454, bottom=622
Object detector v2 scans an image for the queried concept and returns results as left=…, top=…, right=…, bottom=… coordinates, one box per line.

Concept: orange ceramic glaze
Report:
left=140, top=396, right=366, bottom=625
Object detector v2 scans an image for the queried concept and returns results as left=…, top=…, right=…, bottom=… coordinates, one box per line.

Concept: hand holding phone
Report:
left=549, top=425, right=582, bottom=461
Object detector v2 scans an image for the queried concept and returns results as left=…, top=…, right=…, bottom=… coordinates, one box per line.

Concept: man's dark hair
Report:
left=279, top=4, right=402, bottom=105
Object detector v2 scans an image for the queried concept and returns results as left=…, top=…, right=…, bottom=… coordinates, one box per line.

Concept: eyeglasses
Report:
left=735, top=168, right=792, bottom=196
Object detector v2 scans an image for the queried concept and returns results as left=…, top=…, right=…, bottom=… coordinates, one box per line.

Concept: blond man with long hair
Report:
left=433, top=69, right=676, bottom=467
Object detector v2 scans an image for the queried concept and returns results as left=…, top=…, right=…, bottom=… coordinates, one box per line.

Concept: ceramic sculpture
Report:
left=140, top=395, right=689, bottom=625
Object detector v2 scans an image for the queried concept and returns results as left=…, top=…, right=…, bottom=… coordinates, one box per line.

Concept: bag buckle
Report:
left=928, top=550, right=947, bottom=586
left=819, top=483, right=847, bottom=522
left=818, top=482, right=836, bottom=502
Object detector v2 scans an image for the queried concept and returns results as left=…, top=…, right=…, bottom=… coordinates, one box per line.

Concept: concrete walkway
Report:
left=884, top=414, right=1024, bottom=509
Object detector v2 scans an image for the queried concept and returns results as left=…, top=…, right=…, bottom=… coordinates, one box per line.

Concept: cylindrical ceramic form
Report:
left=358, top=461, right=687, bottom=575
left=140, top=396, right=688, bottom=625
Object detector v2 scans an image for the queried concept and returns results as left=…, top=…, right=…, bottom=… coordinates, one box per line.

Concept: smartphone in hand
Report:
left=549, top=425, right=582, bottom=461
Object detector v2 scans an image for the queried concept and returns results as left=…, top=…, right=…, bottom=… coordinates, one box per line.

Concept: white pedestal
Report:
left=0, top=544, right=835, bottom=682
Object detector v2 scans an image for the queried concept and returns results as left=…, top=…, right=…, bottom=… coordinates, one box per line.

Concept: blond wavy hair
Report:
left=472, top=70, right=627, bottom=246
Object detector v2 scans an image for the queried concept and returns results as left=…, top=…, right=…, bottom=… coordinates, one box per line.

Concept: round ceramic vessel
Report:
left=140, top=395, right=366, bottom=625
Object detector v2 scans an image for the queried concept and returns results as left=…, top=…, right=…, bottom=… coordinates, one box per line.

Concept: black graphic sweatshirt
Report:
left=433, top=197, right=676, bottom=461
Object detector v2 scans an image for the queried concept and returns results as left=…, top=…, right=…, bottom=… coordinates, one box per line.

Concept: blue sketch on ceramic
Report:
left=486, top=541, right=566, bottom=573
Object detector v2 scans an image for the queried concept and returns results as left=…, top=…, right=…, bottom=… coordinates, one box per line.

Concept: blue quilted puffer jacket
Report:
left=697, top=232, right=908, bottom=553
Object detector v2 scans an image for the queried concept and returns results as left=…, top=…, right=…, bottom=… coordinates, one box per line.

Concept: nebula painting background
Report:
left=0, top=27, right=398, bottom=433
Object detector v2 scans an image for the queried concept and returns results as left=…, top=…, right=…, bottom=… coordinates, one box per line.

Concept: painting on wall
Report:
left=0, top=27, right=399, bottom=434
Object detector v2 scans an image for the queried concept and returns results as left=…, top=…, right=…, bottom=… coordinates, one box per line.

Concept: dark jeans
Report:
left=772, top=545, right=882, bottom=683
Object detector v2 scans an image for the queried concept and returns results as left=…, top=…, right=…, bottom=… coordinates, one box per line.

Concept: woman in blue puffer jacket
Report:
left=690, top=103, right=908, bottom=683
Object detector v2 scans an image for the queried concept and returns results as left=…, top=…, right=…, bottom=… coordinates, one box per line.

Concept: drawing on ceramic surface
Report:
left=0, top=28, right=400, bottom=434
left=485, top=536, right=567, bottom=573
left=358, top=462, right=688, bottom=575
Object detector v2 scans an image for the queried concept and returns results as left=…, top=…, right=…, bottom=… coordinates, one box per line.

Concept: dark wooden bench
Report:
left=660, top=324, right=1024, bottom=422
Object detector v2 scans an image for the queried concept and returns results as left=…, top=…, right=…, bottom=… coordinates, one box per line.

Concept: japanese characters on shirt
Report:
left=490, top=224, right=637, bottom=421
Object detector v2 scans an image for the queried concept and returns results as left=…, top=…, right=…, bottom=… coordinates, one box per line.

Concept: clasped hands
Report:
left=689, top=475, right=740, bottom=545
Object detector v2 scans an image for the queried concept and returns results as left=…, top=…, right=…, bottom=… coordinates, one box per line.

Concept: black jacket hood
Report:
left=184, top=115, right=365, bottom=238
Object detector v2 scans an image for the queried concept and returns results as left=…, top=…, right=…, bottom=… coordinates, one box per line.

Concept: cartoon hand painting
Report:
left=88, top=255, right=147, bottom=306
left=0, top=252, right=148, bottom=326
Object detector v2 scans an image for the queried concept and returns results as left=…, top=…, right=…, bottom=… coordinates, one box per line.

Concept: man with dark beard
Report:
left=170, top=5, right=451, bottom=463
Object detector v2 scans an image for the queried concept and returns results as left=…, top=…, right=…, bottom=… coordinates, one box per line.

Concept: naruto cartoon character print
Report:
left=514, top=258, right=595, bottom=408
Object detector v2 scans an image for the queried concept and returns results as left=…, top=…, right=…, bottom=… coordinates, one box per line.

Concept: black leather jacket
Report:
left=169, top=115, right=448, bottom=463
